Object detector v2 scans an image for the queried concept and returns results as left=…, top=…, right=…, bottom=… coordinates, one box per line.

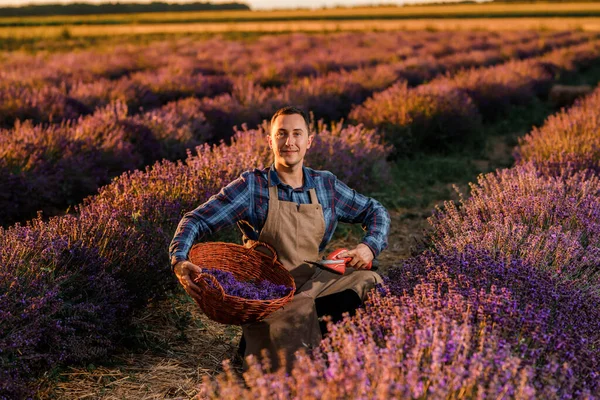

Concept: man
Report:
left=169, top=106, right=390, bottom=372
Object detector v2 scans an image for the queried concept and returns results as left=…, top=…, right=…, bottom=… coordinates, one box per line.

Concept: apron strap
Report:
left=268, top=171, right=278, bottom=202
left=308, top=188, right=318, bottom=205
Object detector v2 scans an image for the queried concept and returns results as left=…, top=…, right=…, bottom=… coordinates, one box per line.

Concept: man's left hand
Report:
left=336, top=244, right=374, bottom=270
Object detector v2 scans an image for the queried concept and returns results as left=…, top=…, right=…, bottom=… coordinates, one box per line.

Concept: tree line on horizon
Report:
left=0, top=2, right=250, bottom=17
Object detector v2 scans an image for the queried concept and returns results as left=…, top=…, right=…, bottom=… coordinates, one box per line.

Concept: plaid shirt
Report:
left=169, top=164, right=390, bottom=267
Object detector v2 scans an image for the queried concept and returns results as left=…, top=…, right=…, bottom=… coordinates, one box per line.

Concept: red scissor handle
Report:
left=326, top=248, right=372, bottom=270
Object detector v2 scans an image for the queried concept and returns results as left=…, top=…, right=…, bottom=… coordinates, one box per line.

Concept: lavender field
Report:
left=2, top=29, right=600, bottom=399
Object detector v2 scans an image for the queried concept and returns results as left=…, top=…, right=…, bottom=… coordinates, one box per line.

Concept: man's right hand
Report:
left=174, top=260, right=203, bottom=302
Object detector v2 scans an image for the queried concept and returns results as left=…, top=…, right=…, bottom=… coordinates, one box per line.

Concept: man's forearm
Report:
left=168, top=211, right=206, bottom=270
left=361, top=200, right=391, bottom=258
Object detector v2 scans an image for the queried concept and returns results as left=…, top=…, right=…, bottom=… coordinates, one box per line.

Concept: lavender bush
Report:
left=199, top=269, right=292, bottom=300
left=428, top=59, right=553, bottom=119
left=540, top=40, right=600, bottom=74
left=429, top=163, right=600, bottom=292
left=387, top=247, right=600, bottom=396
left=350, top=39, right=600, bottom=157
left=0, top=84, right=89, bottom=127
left=1, top=45, right=159, bottom=88
left=349, top=81, right=482, bottom=154
left=0, top=219, right=130, bottom=399
left=199, top=288, right=539, bottom=399
left=516, top=86, right=600, bottom=176
left=133, top=97, right=213, bottom=159
left=69, top=71, right=232, bottom=113
left=0, top=119, right=111, bottom=226
left=199, top=247, right=600, bottom=398
left=0, top=98, right=212, bottom=226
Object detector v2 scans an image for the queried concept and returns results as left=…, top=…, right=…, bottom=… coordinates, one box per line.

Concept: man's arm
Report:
left=333, top=174, right=390, bottom=260
left=169, top=172, right=252, bottom=270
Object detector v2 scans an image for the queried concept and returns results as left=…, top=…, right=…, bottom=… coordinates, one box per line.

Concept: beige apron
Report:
left=242, top=172, right=383, bottom=372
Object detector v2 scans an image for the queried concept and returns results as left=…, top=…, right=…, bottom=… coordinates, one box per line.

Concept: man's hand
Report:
left=174, top=260, right=204, bottom=302
left=336, top=243, right=374, bottom=270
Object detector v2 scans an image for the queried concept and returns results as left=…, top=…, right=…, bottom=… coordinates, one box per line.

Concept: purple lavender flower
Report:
left=516, top=86, right=600, bottom=176
left=199, top=269, right=292, bottom=300
left=387, top=247, right=600, bottom=395
left=429, top=162, right=600, bottom=289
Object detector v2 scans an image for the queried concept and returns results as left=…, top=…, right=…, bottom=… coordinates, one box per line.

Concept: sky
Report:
left=0, top=0, right=461, bottom=10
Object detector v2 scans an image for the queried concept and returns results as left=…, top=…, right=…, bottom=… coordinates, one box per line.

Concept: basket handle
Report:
left=247, top=241, right=278, bottom=264
left=195, top=272, right=226, bottom=301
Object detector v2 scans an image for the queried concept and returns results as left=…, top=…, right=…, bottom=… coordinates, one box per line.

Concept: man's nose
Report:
left=285, top=135, right=295, bottom=146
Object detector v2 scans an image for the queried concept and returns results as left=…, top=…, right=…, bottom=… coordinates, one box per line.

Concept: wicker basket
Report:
left=188, top=241, right=295, bottom=325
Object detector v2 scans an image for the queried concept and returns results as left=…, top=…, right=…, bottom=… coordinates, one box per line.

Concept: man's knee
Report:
left=367, top=270, right=384, bottom=284
left=356, top=270, right=383, bottom=291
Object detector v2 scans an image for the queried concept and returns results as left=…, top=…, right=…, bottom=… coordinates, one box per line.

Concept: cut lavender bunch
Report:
left=198, top=268, right=292, bottom=300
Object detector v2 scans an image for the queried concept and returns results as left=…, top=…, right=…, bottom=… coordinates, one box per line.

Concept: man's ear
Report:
left=267, top=134, right=273, bottom=149
left=307, top=133, right=315, bottom=149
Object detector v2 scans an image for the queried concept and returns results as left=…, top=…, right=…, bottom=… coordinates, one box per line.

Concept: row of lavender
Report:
left=0, top=31, right=547, bottom=87
left=2, top=39, right=599, bottom=227
left=0, top=120, right=392, bottom=398
left=0, top=31, right=590, bottom=128
left=0, top=98, right=212, bottom=226
left=5, top=31, right=586, bottom=138
left=199, top=88, right=600, bottom=397
left=350, top=41, right=600, bottom=154
left=1, top=31, right=575, bottom=91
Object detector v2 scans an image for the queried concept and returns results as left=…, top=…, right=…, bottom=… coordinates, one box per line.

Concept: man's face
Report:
left=268, top=113, right=313, bottom=168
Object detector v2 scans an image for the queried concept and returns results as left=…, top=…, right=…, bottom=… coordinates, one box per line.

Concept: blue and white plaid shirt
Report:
left=169, top=164, right=390, bottom=267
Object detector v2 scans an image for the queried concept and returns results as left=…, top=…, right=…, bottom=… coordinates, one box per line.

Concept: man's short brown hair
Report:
left=269, top=106, right=310, bottom=135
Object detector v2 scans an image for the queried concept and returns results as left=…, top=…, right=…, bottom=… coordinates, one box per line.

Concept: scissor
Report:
left=304, top=248, right=376, bottom=275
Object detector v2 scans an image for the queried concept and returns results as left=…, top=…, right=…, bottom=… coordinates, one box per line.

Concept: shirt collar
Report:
left=268, top=164, right=316, bottom=191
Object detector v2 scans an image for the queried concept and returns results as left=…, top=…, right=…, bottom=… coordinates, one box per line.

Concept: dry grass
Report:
left=0, top=17, right=598, bottom=39
left=37, top=293, right=244, bottom=399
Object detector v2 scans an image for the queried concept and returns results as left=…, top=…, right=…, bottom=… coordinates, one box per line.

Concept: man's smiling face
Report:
left=268, top=113, right=313, bottom=169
